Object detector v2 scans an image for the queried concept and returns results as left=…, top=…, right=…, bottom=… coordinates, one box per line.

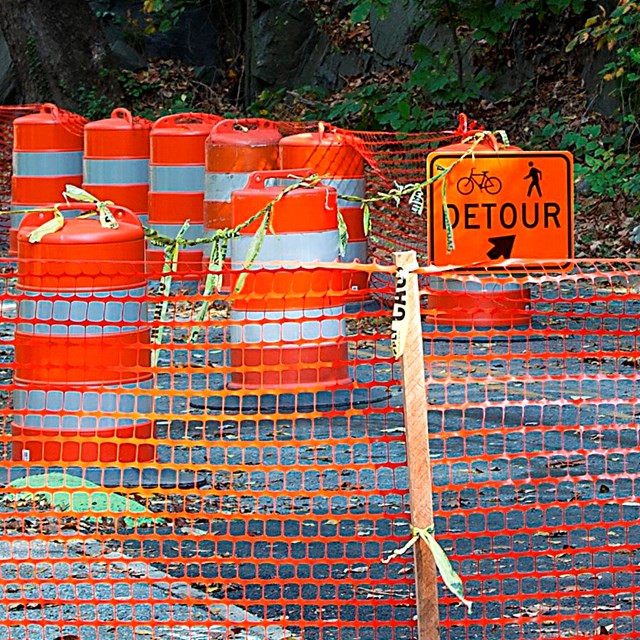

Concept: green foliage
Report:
left=141, top=0, right=195, bottom=33
left=347, top=0, right=394, bottom=22
left=75, top=87, right=117, bottom=121
left=528, top=108, right=640, bottom=202
left=300, top=0, right=590, bottom=132
left=75, top=70, right=162, bottom=120
left=567, top=0, right=640, bottom=114
left=323, top=84, right=452, bottom=132
left=246, top=88, right=290, bottom=119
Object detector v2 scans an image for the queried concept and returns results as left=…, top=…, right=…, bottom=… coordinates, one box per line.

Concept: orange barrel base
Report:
left=11, top=377, right=155, bottom=463
left=11, top=422, right=154, bottom=463
left=426, top=286, right=531, bottom=328
left=228, top=342, right=351, bottom=390
left=14, top=329, right=150, bottom=386
left=14, top=205, right=153, bottom=464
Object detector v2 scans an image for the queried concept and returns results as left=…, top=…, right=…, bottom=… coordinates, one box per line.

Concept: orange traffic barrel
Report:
left=280, top=122, right=369, bottom=298
left=203, top=118, right=281, bottom=281
left=227, top=169, right=351, bottom=390
left=10, top=104, right=84, bottom=255
left=83, top=108, right=151, bottom=224
left=426, top=137, right=531, bottom=329
left=148, top=112, right=222, bottom=276
left=13, top=203, right=153, bottom=464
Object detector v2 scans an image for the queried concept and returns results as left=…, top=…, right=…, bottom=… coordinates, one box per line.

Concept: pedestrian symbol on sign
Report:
left=524, top=161, right=543, bottom=197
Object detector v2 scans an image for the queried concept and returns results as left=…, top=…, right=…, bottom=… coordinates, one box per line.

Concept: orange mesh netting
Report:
left=1, top=112, right=639, bottom=640
left=2, top=256, right=640, bottom=639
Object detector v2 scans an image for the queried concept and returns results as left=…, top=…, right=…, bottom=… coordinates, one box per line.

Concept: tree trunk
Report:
left=0, top=0, right=124, bottom=111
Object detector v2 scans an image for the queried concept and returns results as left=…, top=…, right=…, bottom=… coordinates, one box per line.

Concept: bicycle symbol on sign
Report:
left=456, top=169, right=502, bottom=195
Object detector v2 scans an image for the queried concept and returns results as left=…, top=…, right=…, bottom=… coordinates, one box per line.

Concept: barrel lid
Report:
left=279, top=122, right=357, bottom=148
left=85, top=108, right=151, bottom=131
left=236, top=184, right=332, bottom=198
left=152, top=112, right=220, bottom=136
left=18, top=209, right=143, bottom=245
left=232, top=178, right=338, bottom=234
left=14, top=103, right=67, bottom=126
left=208, top=118, right=282, bottom=146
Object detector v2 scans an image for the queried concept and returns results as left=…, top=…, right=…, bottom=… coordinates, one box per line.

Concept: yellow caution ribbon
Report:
left=336, top=210, right=348, bottom=257
left=64, top=185, right=118, bottom=229
left=26, top=185, right=119, bottom=243
left=28, top=205, right=64, bottom=243
left=391, top=255, right=419, bottom=359
left=382, top=524, right=473, bottom=613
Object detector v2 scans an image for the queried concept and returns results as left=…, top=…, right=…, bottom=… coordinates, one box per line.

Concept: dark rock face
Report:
left=0, top=34, right=16, bottom=104
left=250, top=1, right=320, bottom=90
left=0, top=0, right=620, bottom=114
left=88, top=0, right=222, bottom=69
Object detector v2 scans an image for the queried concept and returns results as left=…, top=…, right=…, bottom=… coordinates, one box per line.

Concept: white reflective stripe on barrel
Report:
left=148, top=223, right=204, bottom=242
left=17, top=287, right=147, bottom=336
left=204, top=172, right=252, bottom=202
left=13, top=151, right=83, bottom=177
left=230, top=230, right=340, bottom=265
left=343, top=240, right=368, bottom=264
left=229, top=306, right=344, bottom=344
left=428, top=276, right=524, bottom=293
left=12, top=378, right=153, bottom=431
left=83, top=158, right=149, bottom=185
left=150, top=165, right=205, bottom=192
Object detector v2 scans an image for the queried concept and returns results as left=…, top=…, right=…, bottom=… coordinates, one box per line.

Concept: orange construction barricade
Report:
left=227, top=170, right=351, bottom=389
left=203, top=118, right=281, bottom=285
left=10, top=104, right=84, bottom=255
left=147, top=112, right=221, bottom=276
left=280, top=122, right=369, bottom=298
left=82, top=108, right=151, bottom=224
left=13, top=203, right=154, bottom=463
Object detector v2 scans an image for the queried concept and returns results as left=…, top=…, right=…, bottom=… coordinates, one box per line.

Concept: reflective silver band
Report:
left=228, top=306, right=345, bottom=344
left=150, top=165, right=205, bottom=192
left=13, top=151, right=83, bottom=177
left=12, top=378, right=154, bottom=430
left=428, top=276, right=526, bottom=293
left=204, top=172, right=252, bottom=202
left=343, top=240, right=368, bottom=264
left=83, top=158, right=149, bottom=185
left=230, top=230, right=340, bottom=265
left=17, top=288, right=147, bottom=336
left=148, top=223, right=204, bottom=241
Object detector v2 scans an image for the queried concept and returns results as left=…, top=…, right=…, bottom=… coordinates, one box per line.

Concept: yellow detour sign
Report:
left=427, top=150, right=574, bottom=271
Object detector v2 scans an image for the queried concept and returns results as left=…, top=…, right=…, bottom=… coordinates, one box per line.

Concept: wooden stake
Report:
left=393, top=250, right=440, bottom=638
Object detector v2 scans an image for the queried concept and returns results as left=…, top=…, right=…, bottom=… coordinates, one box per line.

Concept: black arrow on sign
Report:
left=487, top=235, right=516, bottom=260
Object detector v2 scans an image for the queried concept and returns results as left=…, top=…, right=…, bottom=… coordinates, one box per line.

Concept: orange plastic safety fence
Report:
left=0, top=256, right=640, bottom=639
left=4, top=112, right=640, bottom=639
left=0, top=255, right=412, bottom=640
